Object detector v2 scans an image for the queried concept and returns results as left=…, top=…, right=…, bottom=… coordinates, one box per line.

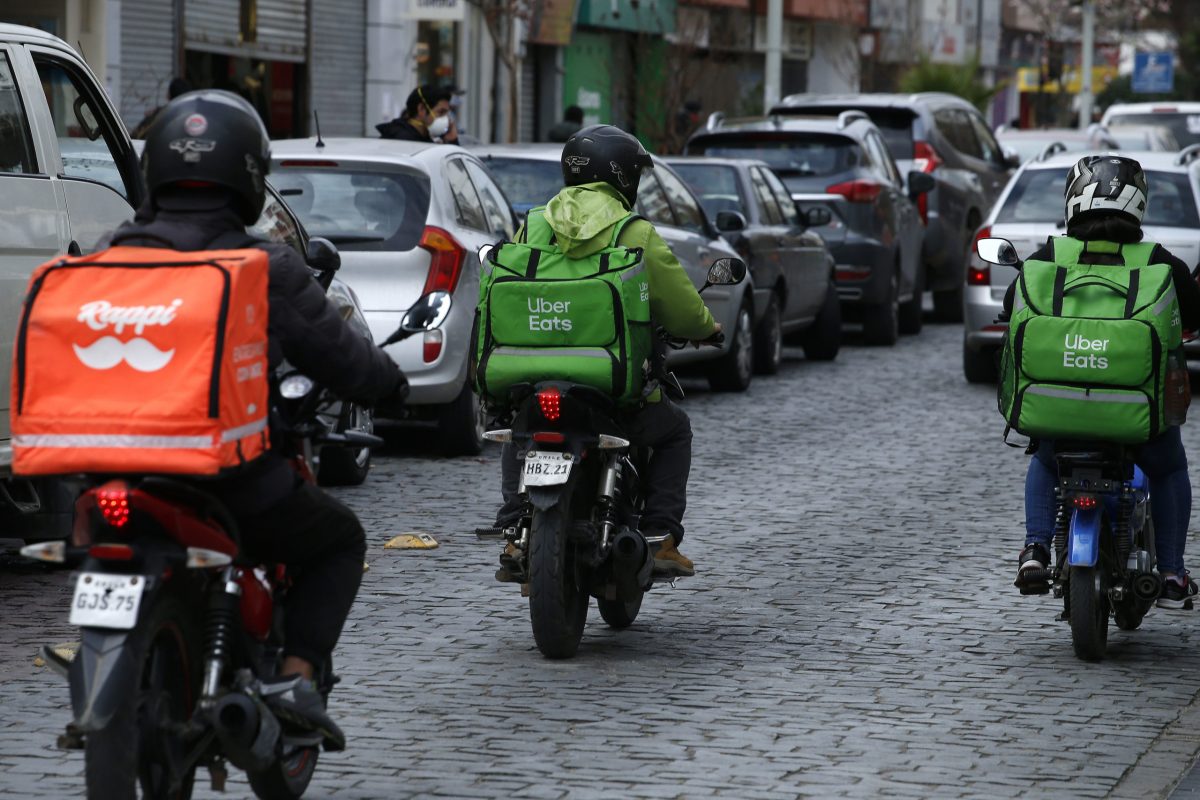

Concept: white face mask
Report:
left=428, top=115, right=451, bottom=138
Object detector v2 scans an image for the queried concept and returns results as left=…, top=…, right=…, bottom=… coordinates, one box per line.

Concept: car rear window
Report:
left=996, top=168, right=1199, bottom=228
left=271, top=168, right=430, bottom=252
left=669, top=163, right=745, bottom=218
left=480, top=157, right=562, bottom=214
left=689, top=134, right=859, bottom=178
left=774, top=106, right=916, bottom=159
left=1106, top=112, right=1200, bottom=147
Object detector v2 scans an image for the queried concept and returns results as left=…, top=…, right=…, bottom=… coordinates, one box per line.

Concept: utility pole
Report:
left=764, top=0, right=783, bottom=113
left=1078, top=0, right=1095, bottom=128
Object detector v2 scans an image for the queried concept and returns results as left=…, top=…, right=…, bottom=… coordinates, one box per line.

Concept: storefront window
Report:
left=416, top=21, right=458, bottom=87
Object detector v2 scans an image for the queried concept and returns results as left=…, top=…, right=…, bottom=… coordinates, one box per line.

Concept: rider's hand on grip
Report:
left=388, top=372, right=411, bottom=405
left=692, top=322, right=724, bottom=349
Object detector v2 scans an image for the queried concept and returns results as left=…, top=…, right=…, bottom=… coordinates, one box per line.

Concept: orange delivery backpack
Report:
left=10, top=246, right=271, bottom=477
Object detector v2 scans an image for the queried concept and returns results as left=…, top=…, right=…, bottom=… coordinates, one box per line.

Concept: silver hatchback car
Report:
left=963, top=149, right=1200, bottom=382
left=271, top=138, right=517, bottom=454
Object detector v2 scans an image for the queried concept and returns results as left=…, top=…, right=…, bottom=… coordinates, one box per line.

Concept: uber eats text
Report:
left=1063, top=333, right=1109, bottom=369
left=528, top=297, right=573, bottom=332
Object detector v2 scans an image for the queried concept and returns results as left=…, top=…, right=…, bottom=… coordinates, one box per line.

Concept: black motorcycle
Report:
left=478, top=258, right=746, bottom=659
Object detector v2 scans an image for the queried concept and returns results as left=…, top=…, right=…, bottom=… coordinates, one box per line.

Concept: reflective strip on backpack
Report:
left=14, top=433, right=215, bottom=449
left=492, top=347, right=611, bottom=359
left=619, top=261, right=647, bottom=281
left=1154, top=283, right=1177, bottom=317
left=220, top=417, right=268, bottom=442
left=1025, top=386, right=1146, bottom=404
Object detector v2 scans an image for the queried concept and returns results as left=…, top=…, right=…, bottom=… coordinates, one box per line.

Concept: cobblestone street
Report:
left=6, top=323, right=1200, bottom=798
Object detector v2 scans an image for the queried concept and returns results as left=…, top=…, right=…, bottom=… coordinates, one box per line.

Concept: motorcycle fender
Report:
left=1067, top=508, right=1102, bottom=567
left=527, top=486, right=566, bottom=512
left=68, top=627, right=140, bottom=731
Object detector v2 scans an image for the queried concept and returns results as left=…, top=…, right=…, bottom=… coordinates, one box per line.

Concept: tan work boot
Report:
left=495, top=542, right=523, bottom=584
left=653, top=538, right=695, bottom=577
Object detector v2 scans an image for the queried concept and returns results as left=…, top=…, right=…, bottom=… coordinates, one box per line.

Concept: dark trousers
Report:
left=496, top=397, right=694, bottom=541
left=212, top=458, right=366, bottom=668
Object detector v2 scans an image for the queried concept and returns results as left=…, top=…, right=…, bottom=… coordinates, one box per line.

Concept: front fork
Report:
left=200, top=566, right=242, bottom=709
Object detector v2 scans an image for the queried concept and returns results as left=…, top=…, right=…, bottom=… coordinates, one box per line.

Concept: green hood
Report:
left=543, top=183, right=632, bottom=258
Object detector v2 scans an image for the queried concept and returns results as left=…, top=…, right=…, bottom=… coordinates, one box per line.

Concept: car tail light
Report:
left=96, top=485, right=131, bottom=529
left=419, top=226, right=466, bottom=294
left=89, top=544, right=135, bottom=560
left=423, top=329, right=444, bottom=363
left=912, top=141, right=942, bottom=224
left=826, top=179, right=882, bottom=203
left=969, top=225, right=992, bottom=285
left=532, top=432, right=565, bottom=444
left=1071, top=495, right=1099, bottom=510
left=835, top=266, right=871, bottom=282
left=278, top=159, right=340, bottom=168
left=537, top=387, right=561, bottom=422
left=1151, top=107, right=1178, bottom=113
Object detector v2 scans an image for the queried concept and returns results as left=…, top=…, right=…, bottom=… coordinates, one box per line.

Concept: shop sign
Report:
left=408, top=0, right=465, bottom=22
left=576, top=0, right=676, bottom=34
left=528, top=0, right=578, bottom=45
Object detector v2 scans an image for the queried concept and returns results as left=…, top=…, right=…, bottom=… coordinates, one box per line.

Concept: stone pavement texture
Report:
left=4, top=323, right=1200, bottom=799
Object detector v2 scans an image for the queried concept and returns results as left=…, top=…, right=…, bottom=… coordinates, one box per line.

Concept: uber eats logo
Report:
left=1062, top=333, right=1109, bottom=369
left=528, top=296, right=573, bottom=332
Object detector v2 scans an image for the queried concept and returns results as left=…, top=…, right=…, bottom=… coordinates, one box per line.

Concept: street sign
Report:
left=1132, top=51, right=1174, bottom=93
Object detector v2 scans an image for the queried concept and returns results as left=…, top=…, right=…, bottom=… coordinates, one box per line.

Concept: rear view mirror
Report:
left=306, top=237, right=341, bottom=273
left=802, top=206, right=832, bottom=227
left=705, top=258, right=747, bottom=286
left=976, top=237, right=1020, bottom=266
left=1002, top=146, right=1022, bottom=169
left=478, top=243, right=495, bottom=265
left=715, top=210, right=747, bottom=232
left=906, top=171, right=936, bottom=197
left=401, top=291, right=452, bottom=332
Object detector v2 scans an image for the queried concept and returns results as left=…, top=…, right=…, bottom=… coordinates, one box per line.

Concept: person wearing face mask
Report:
left=376, top=84, right=459, bottom=144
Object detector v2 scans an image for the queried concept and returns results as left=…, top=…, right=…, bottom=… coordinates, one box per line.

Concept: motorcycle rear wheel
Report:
left=1069, top=565, right=1109, bottom=661
left=528, top=502, right=588, bottom=659
left=84, top=594, right=199, bottom=800
left=247, top=745, right=319, bottom=800
left=597, top=593, right=643, bottom=629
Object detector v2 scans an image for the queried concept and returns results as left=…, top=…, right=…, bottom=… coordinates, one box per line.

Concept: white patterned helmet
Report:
left=1064, top=155, right=1148, bottom=226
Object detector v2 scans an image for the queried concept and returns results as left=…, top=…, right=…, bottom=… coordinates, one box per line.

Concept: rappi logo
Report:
left=71, top=299, right=183, bottom=372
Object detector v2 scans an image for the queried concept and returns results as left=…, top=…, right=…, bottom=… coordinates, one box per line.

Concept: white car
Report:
left=962, top=149, right=1200, bottom=382
left=1100, top=102, right=1200, bottom=150
left=270, top=138, right=518, bottom=454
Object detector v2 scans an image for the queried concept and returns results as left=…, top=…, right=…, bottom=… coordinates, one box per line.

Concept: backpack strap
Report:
left=608, top=213, right=645, bottom=248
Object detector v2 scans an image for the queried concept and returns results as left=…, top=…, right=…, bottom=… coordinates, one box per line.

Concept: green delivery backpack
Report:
left=474, top=208, right=652, bottom=406
left=998, top=237, right=1184, bottom=444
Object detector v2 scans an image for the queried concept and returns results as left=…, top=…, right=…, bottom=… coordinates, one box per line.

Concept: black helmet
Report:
left=142, top=89, right=271, bottom=224
left=1065, top=154, right=1148, bottom=227
left=560, top=124, right=654, bottom=208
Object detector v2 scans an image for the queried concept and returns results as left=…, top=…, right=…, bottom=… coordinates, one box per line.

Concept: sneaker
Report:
left=1014, top=543, right=1051, bottom=594
left=495, top=542, right=523, bottom=584
left=1158, top=574, right=1198, bottom=610
left=260, top=675, right=345, bottom=751
left=652, top=537, right=695, bottom=577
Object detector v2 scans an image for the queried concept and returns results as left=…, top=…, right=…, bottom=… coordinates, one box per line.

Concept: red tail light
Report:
left=836, top=266, right=872, bottom=282
left=912, top=141, right=942, bottom=224
left=826, top=179, right=882, bottom=204
left=532, top=431, right=565, bottom=444
left=96, top=485, right=131, bottom=529
left=1071, top=495, right=1099, bottom=510
left=537, top=387, right=561, bottom=422
left=419, top=226, right=466, bottom=294
left=969, top=225, right=992, bottom=285
left=423, top=329, right=443, bottom=363
left=89, top=543, right=134, bottom=560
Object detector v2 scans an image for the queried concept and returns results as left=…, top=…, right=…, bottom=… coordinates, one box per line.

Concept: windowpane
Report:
left=636, top=173, right=676, bottom=227
left=466, top=160, right=515, bottom=238
left=656, top=166, right=707, bottom=234
left=0, top=52, right=36, bottom=174
left=670, top=163, right=746, bottom=220
left=446, top=158, right=488, bottom=231
left=750, top=168, right=783, bottom=225
left=761, top=168, right=800, bottom=226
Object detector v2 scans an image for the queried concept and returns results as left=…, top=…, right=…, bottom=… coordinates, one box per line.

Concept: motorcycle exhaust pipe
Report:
left=212, top=692, right=281, bottom=772
left=1132, top=572, right=1163, bottom=602
left=609, top=529, right=652, bottom=599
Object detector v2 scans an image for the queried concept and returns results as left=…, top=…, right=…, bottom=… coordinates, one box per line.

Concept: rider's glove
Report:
left=388, top=372, right=411, bottom=405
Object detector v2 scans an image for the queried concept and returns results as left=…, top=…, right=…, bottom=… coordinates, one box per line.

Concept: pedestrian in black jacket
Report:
left=376, top=84, right=459, bottom=144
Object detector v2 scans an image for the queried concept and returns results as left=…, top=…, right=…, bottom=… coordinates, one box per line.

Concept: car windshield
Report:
left=1106, top=112, right=1200, bottom=147
left=481, top=157, right=563, bottom=214
left=996, top=135, right=1092, bottom=164
left=996, top=168, right=1199, bottom=228
left=268, top=168, right=430, bottom=252
left=691, top=135, right=858, bottom=179
left=669, top=163, right=745, bottom=218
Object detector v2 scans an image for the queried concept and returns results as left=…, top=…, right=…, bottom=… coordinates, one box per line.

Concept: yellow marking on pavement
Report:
left=33, top=642, right=78, bottom=668
left=384, top=532, right=439, bottom=550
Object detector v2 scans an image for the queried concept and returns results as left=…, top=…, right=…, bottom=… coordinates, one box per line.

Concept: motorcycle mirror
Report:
left=478, top=243, right=495, bottom=265
left=306, top=237, right=341, bottom=273
left=705, top=257, right=747, bottom=286
left=976, top=237, right=1020, bottom=266
left=400, top=291, right=452, bottom=333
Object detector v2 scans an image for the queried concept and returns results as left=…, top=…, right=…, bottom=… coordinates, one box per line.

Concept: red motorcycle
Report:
left=21, top=291, right=450, bottom=799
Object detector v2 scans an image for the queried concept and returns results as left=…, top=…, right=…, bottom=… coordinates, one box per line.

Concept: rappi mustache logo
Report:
left=71, top=299, right=183, bottom=373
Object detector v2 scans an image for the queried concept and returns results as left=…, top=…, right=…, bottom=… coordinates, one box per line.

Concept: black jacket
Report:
left=376, top=117, right=432, bottom=142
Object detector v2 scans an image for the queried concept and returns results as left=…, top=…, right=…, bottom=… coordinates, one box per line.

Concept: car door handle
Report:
left=67, top=240, right=82, bottom=257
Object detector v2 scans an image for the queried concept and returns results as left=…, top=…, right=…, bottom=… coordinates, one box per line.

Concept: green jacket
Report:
left=521, top=182, right=717, bottom=341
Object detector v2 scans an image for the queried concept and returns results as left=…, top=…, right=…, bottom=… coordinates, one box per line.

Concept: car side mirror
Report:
left=976, top=237, right=1020, bottom=266
left=906, top=171, right=936, bottom=198
left=715, top=210, right=748, bottom=232
left=306, top=237, right=341, bottom=273
left=705, top=257, right=747, bottom=287
left=802, top=206, right=832, bottom=227
left=1002, top=146, right=1021, bottom=169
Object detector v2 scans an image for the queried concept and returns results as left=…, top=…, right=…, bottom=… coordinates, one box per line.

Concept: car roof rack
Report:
left=1175, top=143, right=1200, bottom=166
left=1037, top=141, right=1069, bottom=161
left=837, top=110, right=869, bottom=130
left=705, top=111, right=725, bottom=132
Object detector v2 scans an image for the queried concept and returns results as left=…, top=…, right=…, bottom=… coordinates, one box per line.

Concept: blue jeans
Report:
left=1024, top=427, right=1192, bottom=575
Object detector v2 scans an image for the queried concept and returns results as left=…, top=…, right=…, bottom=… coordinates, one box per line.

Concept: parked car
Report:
left=663, top=156, right=842, bottom=368
left=472, top=143, right=757, bottom=391
left=270, top=138, right=516, bottom=454
left=1100, top=102, right=1200, bottom=148
left=994, top=127, right=1119, bottom=164
left=687, top=112, right=931, bottom=346
left=962, top=148, right=1200, bottom=383
left=767, top=92, right=1016, bottom=320
left=0, top=23, right=144, bottom=540
left=1095, top=123, right=1179, bottom=153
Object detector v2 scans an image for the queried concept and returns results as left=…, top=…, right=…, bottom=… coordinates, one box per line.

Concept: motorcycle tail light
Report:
left=96, top=485, right=131, bottom=529
left=532, top=431, right=565, bottom=444
left=423, top=329, right=444, bottom=363
left=1071, top=495, right=1099, bottom=510
left=537, top=387, right=561, bottom=422
left=89, top=544, right=134, bottom=560
left=186, top=547, right=234, bottom=569
left=19, top=541, right=66, bottom=563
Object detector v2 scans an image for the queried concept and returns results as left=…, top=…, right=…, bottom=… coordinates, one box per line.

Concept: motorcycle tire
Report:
left=84, top=594, right=200, bottom=800
left=597, top=593, right=643, bottom=629
left=317, top=403, right=373, bottom=487
left=247, top=746, right=319, bottom=800
left=528, top=501, right=588, bottom=659
left=1069, top=565, right=1109, bottom=661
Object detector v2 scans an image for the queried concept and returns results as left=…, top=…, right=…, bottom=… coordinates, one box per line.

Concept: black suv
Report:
left=687, top=112, right=933, bottom=346
left=769, top=93, right=1017, bottom=320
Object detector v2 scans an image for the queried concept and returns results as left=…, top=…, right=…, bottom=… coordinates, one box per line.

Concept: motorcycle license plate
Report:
left=523, top=451, right=573, bottom=486
left=69, top=573, right=145, bottom=629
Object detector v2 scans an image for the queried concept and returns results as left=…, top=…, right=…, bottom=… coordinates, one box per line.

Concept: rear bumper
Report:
left=830, top=237, right=893, bottom=306
left=922, top=206, right=964, bottom=290
left=963, top=284, right=1007, bottom=350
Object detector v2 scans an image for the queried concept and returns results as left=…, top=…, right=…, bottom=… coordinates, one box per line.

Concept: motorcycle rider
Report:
left=105, top=90, right=407, bottom=747
left=1006, top=155, right=1200, bottom=607
left=486, top=124, right=721, bottom=578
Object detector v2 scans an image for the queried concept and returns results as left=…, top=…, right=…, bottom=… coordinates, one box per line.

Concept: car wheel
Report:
left=898, top=261, right=924, bottom=336
left=933, top=284, right=964, bottom=323
left=317, top=403, right=373, bottom=487
left=963, top=340, right=999, bottom=383
left=752, top=294, right=783, bottom=375
left=800, top=280, right=841, bottom=361
left=862, top=270, right=900, bottom=346
left=438, top=381, right=486, bottom=456
left=708, top=301, right=754, bottom=392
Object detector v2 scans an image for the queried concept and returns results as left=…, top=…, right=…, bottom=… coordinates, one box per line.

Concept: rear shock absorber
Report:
left=1051, top=492, right=1068, bottom=578
left=200, top=567, right=242, bottom=707
left=1114, top=491, right=1134, bottom=570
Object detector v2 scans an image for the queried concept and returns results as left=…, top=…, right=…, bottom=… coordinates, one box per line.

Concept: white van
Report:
left=0, top=24, right=143, bottom=537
